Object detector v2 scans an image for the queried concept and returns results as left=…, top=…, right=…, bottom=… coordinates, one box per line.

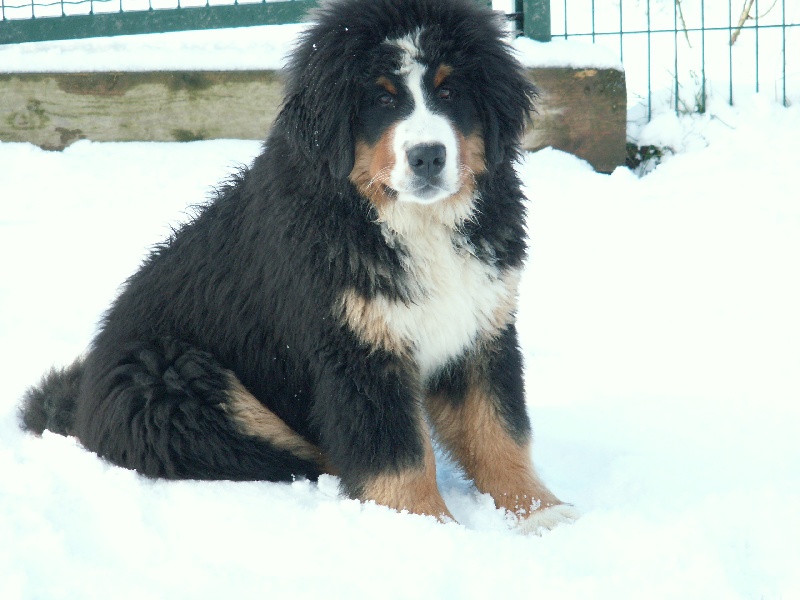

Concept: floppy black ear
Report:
left=277, top=79, right=357, bottom=180
left=274, top=12, right=363, bottom=180
left=482, top=107, right=504, bottom=167
left=324, top=113, right=357, bottom=180
left=482, top=75, right=537, bottom=168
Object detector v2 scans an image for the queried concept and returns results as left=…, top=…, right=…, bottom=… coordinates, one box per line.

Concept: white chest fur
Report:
left=339, top=202, right=519, bottom=383
left=393, top=222, right=513, bottom=380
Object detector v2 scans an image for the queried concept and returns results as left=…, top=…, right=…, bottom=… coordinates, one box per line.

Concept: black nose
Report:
left=407, top=144, right=446, bottom=179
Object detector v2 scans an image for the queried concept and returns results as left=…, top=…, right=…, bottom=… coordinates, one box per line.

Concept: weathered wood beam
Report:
left=0, top=68, right=626, bottom=172
left=525, top=67, right=627, bottom=172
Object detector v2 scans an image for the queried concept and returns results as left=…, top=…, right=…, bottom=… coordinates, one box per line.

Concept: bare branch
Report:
left=730, top=0, right=755, bottom=46
left=675, top=0, right=692, bottom=47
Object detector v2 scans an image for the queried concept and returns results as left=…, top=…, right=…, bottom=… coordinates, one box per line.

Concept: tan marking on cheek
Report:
left=433, top=64, right=453, bottom=88
left=360, top=420, right=454, bottom=522
left=459, top=131, right=487, bottom=179
left=426, top=382, right=561, bottom=517
left=338, top=289, right=412, bottom=358
left=224, top=374, right=333, bottom=471
left=452, top=131, right=485, bottom=204
left=349, top=125, right=398, bottom=210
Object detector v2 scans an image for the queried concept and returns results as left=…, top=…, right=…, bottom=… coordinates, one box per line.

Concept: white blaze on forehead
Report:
left=387, top=33, right=461, bottom=205
left=393, top=31, right=423, bottom=72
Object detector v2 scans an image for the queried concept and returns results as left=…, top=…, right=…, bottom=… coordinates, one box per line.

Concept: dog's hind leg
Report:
left=74, top=338, right=324, bottom=482
left=426, top=326, right=578, bottom=533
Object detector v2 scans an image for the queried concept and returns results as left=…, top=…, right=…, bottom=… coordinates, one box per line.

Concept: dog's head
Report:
left=277, top=0, right=536, bottom=209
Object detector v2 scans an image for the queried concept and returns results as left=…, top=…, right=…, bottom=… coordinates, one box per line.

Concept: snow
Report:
left=0, top=25, right=308, bottom=72
left=0, top=22, right=621, bottom=73
left=514, top=36, right=622, bottom=70
left=2, top=98, right=800, bottom=598
left=2, top=8, right=800, bottom=596
left=0, top=25, right=622, bottom=72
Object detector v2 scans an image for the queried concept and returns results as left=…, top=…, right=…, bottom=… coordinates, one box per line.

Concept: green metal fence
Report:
left=551, top=0, right=799, bottom=116
left=0, top=0, right=314, bottom=45
left=2, top=0, right=797, bottom=117
left=0, top=0, right=552, bottom=45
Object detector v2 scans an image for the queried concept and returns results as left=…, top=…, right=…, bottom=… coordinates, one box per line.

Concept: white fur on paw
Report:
left=517, top=504, right=580, bottom=535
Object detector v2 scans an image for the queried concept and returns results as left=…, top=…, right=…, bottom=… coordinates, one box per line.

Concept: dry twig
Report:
left=729, top=0, right=777, bottom=46
left=730, top=0, right=755, bottom=46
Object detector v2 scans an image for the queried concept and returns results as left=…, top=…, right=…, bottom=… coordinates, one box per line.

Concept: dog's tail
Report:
left=19, top=359, right=84, bottom=436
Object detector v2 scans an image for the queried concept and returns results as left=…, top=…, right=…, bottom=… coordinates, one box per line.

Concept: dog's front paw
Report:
left=516, top=503, right=580, bottom=535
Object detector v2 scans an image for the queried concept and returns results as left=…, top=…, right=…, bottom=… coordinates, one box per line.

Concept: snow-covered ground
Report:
left=2, top=9, right=800, bottom=597
left=2, top=97, right=799, bottom=598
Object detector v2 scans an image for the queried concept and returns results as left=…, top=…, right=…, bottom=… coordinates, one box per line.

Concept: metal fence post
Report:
left=522, top=0, right=551, bottom=41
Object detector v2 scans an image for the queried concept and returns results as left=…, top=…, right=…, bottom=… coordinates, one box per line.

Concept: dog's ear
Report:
left=481, top=108, right=504, bottom=168
left=324, top=113, right=357, bottom=180
left=478, top=56, right=537, bottom=169
left=277, top=87, right=357, bottom=180
left=276, top=31, right=360, bottom=180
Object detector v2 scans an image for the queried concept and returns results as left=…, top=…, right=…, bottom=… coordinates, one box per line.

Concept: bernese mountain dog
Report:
left=21, top=0, right=577, bottom=533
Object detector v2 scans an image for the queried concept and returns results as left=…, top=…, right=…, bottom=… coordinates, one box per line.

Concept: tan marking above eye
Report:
left=433, top=64, right=453, bottom=88
left=376, top=75, right=398, bottom=96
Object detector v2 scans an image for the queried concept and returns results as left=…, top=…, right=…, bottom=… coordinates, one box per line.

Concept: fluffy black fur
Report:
left=21, top=0, right=538, bottom=503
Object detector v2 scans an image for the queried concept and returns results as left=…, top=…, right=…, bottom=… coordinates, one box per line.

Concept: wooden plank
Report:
left=524, top=67, right=627, bottom=172
left=0, top=68, right=626, bottom=172
left=0, top=72, right=284, bottom=149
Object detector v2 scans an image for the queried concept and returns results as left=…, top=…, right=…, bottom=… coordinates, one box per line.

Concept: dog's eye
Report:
left=437, top=87, right=454, bottom=101
left=377, top=93, right=396, bottom=107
